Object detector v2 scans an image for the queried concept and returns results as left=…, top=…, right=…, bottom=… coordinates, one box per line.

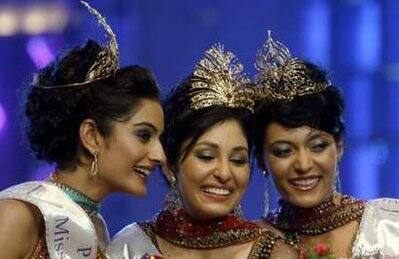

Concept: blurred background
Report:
left=0, top=0, right=398, bottom=237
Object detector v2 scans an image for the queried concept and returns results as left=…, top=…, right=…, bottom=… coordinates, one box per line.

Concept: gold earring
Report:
left=90, top=150, right=100, bottom=176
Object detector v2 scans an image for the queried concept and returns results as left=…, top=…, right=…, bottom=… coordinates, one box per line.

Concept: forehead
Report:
left=195, top=120, right=247, bottom=147
left=265, top=122, right=331, bottom=143
left=128, top=99, right=164, bottom=129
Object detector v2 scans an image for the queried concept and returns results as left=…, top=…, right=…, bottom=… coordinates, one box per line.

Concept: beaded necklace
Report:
left=48, top=174, right=101, bottom=215
left=266, top=194, right=365, bottom=247
left=267, top=194, right=365, bottom=235
left=152, top=209, right=262, bottom=249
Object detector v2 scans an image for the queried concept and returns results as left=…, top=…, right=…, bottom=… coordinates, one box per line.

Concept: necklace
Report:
left=48, top=174, right=101, bottom=215
left=151, top=209, right=263, bottom=249
left=266, top=194, right=365, bottom=236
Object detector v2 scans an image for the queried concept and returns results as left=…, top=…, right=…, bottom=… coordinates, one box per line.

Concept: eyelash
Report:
left=136, top=130, right=152, bottom=143
left=231, top=157, right=248, bottom=166
left=195, top=152, right=214, bottom=161
left=271, top=141, right=330, bottom=157
left=195, top=153, right=248, bottom=165
left=271, top=148, right=292, bottom=158
left=310, top=141, right=330, bottom=152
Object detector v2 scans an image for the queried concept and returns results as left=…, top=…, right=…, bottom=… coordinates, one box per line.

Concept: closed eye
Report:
left=135, top=130, right=152, bottom=143
left=270, top=148, right=292, bottom=158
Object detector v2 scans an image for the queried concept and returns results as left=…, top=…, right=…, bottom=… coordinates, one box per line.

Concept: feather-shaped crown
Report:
left=189, top=43, right=255, bottom=112
left=37, top=1, right=119, bottom=89
left=254, top=31, right=329, bottom=102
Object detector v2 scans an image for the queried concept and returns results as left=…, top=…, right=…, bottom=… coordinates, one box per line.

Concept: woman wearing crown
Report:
left=0, top=2, right=165, bottom=258
left=253, top=32, right=399, bottom=258
left=107, top=44, right=298, bottom=259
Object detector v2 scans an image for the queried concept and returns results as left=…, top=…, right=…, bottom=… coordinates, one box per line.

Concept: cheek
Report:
left=319, top=152, right=338, bottom=179
left=235, top=167, right=250, bottom=190
left=267, top=156, right=290, bottom=179
left=178, top=164, right=202, bottom=194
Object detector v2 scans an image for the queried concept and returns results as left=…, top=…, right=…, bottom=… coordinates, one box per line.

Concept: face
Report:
left=263, top=123, right=342, bottom=208
left=177, top=119, right=250, bottom=220
left=97, top=98, right=165, bottom=196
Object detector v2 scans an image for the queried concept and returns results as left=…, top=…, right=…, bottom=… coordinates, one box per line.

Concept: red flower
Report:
left=313, top=243, right=329, bottom=256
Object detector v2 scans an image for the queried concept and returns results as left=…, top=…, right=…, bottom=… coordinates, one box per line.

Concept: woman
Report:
left=0, top=3, right=165, bottom=258
left=107, top=44, right=298, bottom=259
left=253, top=32, right=399, bottom=258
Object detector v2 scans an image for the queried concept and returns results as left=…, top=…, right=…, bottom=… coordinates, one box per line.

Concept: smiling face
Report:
left=177, top=119, right=250, bottom=220
left=97, top=98, right=165, bottom=196
left=263, top=122, right=342, bottom=208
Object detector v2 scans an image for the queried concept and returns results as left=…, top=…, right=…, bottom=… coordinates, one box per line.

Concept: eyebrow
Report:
left=306, top=130, right=328, bottom=141
left=269, top=140, right=293, bottom=147
left=133, top=122, right=158, bottom=133
left=195, top=141, right=248, bottom=152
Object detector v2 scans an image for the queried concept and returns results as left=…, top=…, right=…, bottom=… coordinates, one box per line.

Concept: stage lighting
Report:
left=0, top=102, right=6, bottom=133
left=26, top=36, right=54, bottom=68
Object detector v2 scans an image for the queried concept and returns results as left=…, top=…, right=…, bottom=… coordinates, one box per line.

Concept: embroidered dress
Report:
left=0, top=181, right=108, bottom=259
left=266, top=194, right=399, bottom=257
left=107, top=209, right=286, bottom=258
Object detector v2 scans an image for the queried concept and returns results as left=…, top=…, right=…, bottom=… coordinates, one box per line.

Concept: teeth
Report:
left=202, top=187, right=231, bottom=196
left=135, top=167, right=150, bottom=177
left=290, top=178, right=318, bottom=187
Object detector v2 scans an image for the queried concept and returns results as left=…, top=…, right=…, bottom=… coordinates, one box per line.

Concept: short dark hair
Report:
left=163, top=77, right=253, bottom=174
left=25, top=40, right=160, bottom=169
left=254, top=61, right=345, bottom=169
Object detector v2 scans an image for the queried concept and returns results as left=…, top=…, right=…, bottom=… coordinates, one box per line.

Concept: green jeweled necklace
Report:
left=48, top=175, right=101, bottom=215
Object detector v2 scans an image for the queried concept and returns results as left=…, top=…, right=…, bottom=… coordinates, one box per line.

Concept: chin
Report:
left=121, top=183, right=147, bottom=197
left=287, top=194, right=324, bottom=209
left=202, top=205, right=233, bottom=219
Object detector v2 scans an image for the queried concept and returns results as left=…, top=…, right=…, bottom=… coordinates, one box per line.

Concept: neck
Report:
left=53, top=166, right=112, bottom=202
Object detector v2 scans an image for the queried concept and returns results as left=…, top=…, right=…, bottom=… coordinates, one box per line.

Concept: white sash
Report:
left=0, top=181, right=99, bottom=259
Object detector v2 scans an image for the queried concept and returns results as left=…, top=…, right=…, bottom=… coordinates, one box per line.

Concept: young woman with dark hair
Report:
left=254, top=32, right=399, bottom=258
left=107, top=44, right=298, bottom=259
left=0, top=3, right=165, bottom=258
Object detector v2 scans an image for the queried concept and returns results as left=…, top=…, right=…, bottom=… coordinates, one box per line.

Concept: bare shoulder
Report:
left=0, top=199, right=43, bottom=258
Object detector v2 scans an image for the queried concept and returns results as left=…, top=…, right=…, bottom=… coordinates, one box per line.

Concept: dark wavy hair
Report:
left=254, top=61, right=345, bottom=170
left=25, top=39, right=160, bottom=170
left=163, top=76, right=253, bottom=174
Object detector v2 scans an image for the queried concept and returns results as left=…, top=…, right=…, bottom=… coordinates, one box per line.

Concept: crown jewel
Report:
left=254, top=31, right=329, bottom=102
left=36, top=1, right=119, bottom=89
left=189, top=43, right=255, bottom=112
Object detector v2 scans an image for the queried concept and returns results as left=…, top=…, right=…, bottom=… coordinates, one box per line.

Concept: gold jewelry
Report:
left=267, top=194, right=365, bottom=237
left=36, top=1, right=119, bottom=90
left=189, top=43, right=255, bottom=112
left=90, top=150, right=100, bottom=176
left=254, top=30, right=329, bottom=102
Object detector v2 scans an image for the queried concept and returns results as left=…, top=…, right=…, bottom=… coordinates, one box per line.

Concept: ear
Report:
left=79, top=118, right=103, bottom=155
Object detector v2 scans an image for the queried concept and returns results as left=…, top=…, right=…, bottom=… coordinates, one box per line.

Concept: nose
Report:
left=148, top=140, right=166, bottom=166
left=213, top=157, right=233, bottom=182
left=293, top=149, right=314, bottom=173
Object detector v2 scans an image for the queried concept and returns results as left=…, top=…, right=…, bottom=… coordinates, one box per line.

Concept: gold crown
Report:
left=254, top=31, right=329, bottom=102
left=36, top=1, right=119, bottom=89
left=189, top=43, right=255, bottom=112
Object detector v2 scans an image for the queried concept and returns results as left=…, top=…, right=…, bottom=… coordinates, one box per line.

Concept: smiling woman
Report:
left=107, top=44, right=298, bottom=259
left=253, top=32, right=399, bottom=258
left=0, top=2, right=165, bottom=258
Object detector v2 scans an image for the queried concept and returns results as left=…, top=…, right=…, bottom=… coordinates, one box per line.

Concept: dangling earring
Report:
left=90, top=150, right=100, bottom=176
left=232, top=203, right=243, bottom=217
left=262, top=170, right=270, bottom=218
left=165, top=176, right=182, bottom=214
left=333, top=170, right=342, bottom=206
